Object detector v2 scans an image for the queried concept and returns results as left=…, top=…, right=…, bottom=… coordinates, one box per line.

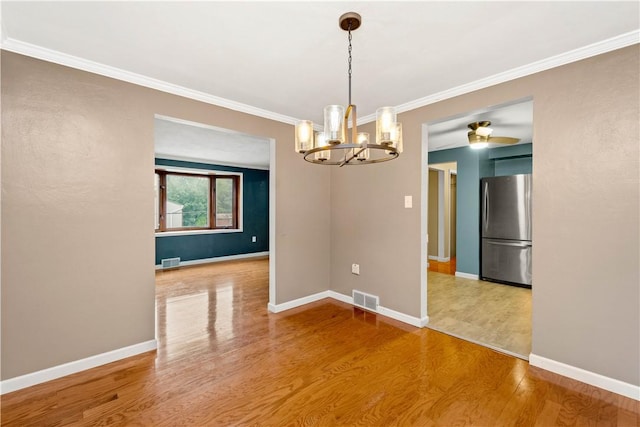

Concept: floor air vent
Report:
left=161, top=257, right=181, bottom=269
left=352, top=290, right=379, bottom=312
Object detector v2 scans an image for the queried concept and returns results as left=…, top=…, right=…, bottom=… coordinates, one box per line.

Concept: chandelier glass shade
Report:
left=294, top=12, right=403, bottom=166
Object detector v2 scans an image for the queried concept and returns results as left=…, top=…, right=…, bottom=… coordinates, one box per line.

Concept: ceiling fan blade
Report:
left=489, top=136, right=520, bottom=144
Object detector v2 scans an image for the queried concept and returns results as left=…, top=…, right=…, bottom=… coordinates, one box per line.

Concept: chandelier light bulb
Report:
left=356, top=132, right=370, bottom=161
left=376, top=107, right=397, bottom=145
left=324, top=105, right=345, bottom=144
left=314, top=131, right=331, bottom=161
left=295, top=120, right=314, bottom=153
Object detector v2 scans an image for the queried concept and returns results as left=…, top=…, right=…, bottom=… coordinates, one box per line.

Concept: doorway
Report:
left=153, top=115, right=276, bottom=338
left=423, top=98, right=533, bottom=359
left=427, top=163, right=457, bottom=275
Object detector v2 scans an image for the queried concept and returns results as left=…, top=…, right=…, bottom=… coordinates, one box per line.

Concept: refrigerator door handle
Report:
left=486, top=240, right=532, bottom=247
left=483, top=181, right=489, bottom=232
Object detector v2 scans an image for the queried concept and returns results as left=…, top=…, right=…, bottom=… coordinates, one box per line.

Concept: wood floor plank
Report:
left=1, top=258, right=637, bottom=426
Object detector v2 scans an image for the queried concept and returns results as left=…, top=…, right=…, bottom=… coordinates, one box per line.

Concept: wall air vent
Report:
left=161, top=257, right=181, bottom=269
left=352, top=290, right=379, bottom=312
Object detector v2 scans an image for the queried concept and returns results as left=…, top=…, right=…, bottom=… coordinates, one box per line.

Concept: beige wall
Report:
left=331, top=46, right=639, bottom=386
left=2, top=46, right=638, bottom=389
left=1, top=52, right=331, bottom=380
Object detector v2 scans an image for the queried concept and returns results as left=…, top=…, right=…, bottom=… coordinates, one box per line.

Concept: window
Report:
left=155, top=169, right=239, bottom=232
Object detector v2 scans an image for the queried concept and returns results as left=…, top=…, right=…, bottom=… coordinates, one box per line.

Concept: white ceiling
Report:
left=428, top=99, right=533, bottom=152
left=155, top=116, right=271, bottom=170
left=2, top=2, right=638, bottom=163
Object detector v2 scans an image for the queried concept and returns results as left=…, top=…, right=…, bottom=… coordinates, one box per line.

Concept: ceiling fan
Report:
left=467, top=121, right=520, bottom=149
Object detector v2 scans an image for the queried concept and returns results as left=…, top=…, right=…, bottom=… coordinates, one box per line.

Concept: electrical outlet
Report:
left=351, top=263, right=360, bottom=275
left=252, top=236, right=257, bottom=242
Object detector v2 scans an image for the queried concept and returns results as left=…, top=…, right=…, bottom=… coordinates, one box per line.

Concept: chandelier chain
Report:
left=347, top=23, right=352, bottom=106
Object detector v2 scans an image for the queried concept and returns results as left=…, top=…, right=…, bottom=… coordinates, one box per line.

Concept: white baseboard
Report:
left=428, top=256, right=450, bottom=262
left=156, top=251, right=269, bottom=270
left=267, top=291, right=330, bottom=313
left=377, top=305, right=429, bottom=328
left=327, top=290, right=353, bottom=304
left=455, top=271, right=479, bottom=280
left=0, top=339, right=157, bottom=395
left=270, top=290, right=427, bottom=328
left=529, top=353, right=640, bottom=401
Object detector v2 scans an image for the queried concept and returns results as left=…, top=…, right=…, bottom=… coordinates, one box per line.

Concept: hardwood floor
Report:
left=2, top=258, right=638, bottom=426
left=427, top=271, right=532, bottom=358
left=428, top=257, right=456, bottom=275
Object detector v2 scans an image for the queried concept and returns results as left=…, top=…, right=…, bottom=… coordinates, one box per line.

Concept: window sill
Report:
left=155, top=228, right=243, bottom=238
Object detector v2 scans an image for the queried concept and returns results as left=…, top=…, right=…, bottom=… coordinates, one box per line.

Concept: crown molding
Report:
left=358, top=30, right=640, bottom=125
left=2, top=30, right=638, bottom=127
left=0, top=38, right=299, bottom=126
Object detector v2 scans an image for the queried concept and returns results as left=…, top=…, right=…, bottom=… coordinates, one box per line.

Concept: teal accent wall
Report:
left=490, top=143, right=533, bottom=176
left=429, top=147, right=486, bottom=276
left=495, top=157, right=532, bottom=176
left=155, top=159, right=269, bottom=264
left=428, top=143, right=532, bottom=276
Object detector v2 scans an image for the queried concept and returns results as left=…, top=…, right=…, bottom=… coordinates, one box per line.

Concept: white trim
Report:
left=455, top=271, right=479, bottom=280
left=428, top=255, right=450, bottom=262
left=328, top=291, right=429, bottom=327
left=529, top=354, right=640, bottom=401
left=268, top=138, right=276, bottom=308
left=154, top=164, right=244, bottom=235
left=270, top=290, right=428, bottom=328
left=155, top=154, right=269, bottom=171
left=0, top=340, right=157, bottom=395
left=3, top=31, right=637, bottom=129
left=377, top=306, right=429, bottom=328
left=154, top=164, right=244, bottom=176
left=267, top=291, right=330, bottom=313
left=155, top=228, right=243, bottom=238
left=327, top=290, right=353, bottom=304
left=357, top=30, right=640, bottom=124
left=155, top=251, right=268, bottom=270
left=421, top=124, right=429, bottom=323
left=0, top=38, right=298, bottom=126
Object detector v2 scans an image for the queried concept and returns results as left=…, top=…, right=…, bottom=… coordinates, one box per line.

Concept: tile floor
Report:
left=427, top=270, right=532, bottom=359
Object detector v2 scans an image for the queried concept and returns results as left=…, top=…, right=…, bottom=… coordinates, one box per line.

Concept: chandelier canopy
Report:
left=294, top=12, right=403, bottom=166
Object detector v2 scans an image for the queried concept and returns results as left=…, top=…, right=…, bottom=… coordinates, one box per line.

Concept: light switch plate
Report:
left=404, top=195, right=413, bottom=208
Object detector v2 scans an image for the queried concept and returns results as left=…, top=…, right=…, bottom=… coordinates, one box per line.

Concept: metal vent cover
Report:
left=161, top=257, right=181, bottom=269
left=352, top=290, right=379, bottom=312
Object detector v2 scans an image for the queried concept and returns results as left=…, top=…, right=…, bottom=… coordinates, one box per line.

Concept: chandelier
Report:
left=294, top=12, right=403, bottom=166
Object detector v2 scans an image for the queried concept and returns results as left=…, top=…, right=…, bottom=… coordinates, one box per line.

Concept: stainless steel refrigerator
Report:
left=481, top=174, right=532, bottom=287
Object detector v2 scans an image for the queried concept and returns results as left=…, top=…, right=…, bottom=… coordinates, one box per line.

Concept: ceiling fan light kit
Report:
left=294, top=12, right=403, bottom=166
left=467, top=121, right=519, bottom=149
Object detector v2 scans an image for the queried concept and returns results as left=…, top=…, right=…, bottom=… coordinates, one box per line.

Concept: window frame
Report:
left=155, top=168, right=241, bottom=234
